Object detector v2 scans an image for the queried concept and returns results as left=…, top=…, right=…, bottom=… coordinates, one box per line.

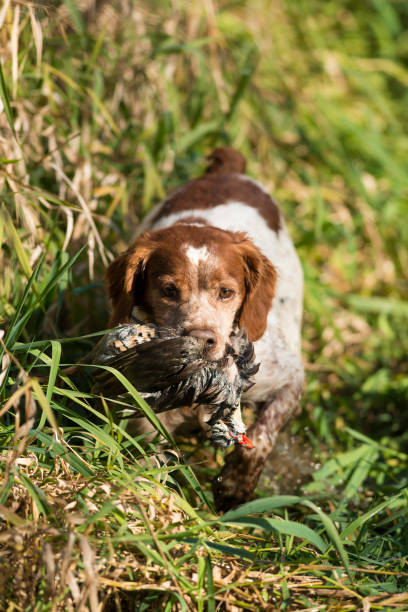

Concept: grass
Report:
left=1, top=0, right=408, bottom=609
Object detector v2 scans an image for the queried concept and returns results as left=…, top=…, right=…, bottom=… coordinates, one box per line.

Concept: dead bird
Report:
left=86, top=322, right=258, bottom=448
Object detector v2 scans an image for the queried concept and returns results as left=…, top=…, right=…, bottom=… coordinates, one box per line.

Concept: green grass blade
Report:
left=45, top=340, right=62, bottom=403
left=204, top=540, right=257, bottom=562
left=205, top=555, right=215, bottom=612
left=34, top=430, right=94, bottom=476
left=63, top=0, right=85, bottom=35
left=341, top=494, right=404, bottom=540
left=345, top=294, right=408, bottom=317
left=0, top=63, right=15, bottom=138
left=343, top=446, right=379, bottom=500
left=31, top=379, right=59, bottom=434
left=302, top=500, right=352, bottom=579
left=93, top=363, right=175, bottom=445
left=220, top=495, right=303, bottom=522
left=223, top=516, right=327, bottom=553
left=18, top=472, right=50, bottom=516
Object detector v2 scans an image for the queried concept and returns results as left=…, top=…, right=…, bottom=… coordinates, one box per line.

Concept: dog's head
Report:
left=106, top=225, right=276, bottom=359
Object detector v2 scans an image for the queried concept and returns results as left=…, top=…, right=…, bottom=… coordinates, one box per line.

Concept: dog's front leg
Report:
left=212, top=355, right=304, bottom=512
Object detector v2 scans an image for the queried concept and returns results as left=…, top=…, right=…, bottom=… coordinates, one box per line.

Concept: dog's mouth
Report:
left=129, top=313, right=257, bottom=380
left=130, top=307, right=237, bottom=362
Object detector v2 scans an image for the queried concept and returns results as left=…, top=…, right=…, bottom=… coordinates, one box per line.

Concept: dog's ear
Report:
left=236, top=236, right=277, bottom=341
left=105, top=233, right=156, bottom=326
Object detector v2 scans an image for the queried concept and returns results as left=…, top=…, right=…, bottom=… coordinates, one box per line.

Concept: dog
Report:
left=106, top=147, right=304, bottom=511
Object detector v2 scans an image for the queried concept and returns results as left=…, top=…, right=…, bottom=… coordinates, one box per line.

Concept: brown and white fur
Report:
left=106, top=147, right=304, bottom=511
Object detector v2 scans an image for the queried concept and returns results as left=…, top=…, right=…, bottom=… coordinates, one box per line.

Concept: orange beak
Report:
left=237, top=433, right=254, bottom=449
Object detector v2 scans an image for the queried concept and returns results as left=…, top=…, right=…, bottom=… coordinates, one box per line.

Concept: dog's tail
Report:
left=205, top=147, right=246, bottom=175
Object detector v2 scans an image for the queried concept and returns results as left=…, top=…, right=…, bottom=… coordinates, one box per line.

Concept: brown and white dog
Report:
left=106, top=147, right=304, bottom=510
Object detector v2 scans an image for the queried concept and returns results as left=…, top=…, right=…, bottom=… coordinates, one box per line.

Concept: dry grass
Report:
left=2, top=466, right=406, bottom=610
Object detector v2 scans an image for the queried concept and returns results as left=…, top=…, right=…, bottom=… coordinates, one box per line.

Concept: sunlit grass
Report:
left=0, top=0, right=407, bottom=609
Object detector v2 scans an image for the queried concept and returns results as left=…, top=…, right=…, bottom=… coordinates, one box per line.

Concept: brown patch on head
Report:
left=233, top=234, right=277, bottom=341
left=153, top=173, right=281, bottom=232
left=105, top=232, right=158, bottom=326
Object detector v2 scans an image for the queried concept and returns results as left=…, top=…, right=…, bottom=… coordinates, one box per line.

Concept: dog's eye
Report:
left=218, top=287, right=235, bottom=300
left=161, top=284, right=179, bottom=299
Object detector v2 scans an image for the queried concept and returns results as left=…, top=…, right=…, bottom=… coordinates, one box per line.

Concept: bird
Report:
left=85, top=321, right=258, bottom=448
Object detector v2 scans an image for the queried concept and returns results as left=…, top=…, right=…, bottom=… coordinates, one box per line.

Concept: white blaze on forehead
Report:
left=185, top=244, right=210, bottom=266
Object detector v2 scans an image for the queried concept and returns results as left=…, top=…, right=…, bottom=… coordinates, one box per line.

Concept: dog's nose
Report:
left=186, top=328, right=217, bottom=349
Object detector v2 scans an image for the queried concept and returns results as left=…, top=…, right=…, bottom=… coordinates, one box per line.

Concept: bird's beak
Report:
left=236, top=433, right=254, bottom=449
